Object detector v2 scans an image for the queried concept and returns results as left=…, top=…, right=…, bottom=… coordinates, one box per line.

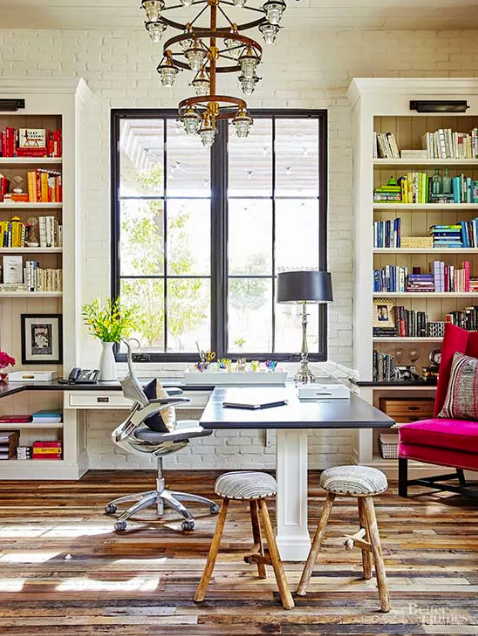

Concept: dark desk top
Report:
left=0, top=379, right=213, bottom=400
left=200, top=386, right=395, bottom=430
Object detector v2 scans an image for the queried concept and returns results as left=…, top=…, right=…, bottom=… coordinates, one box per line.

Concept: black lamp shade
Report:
left=276, top=270, right=333, bottom=304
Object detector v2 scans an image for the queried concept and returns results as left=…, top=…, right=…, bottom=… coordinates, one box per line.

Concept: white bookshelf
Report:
left=0, top=78, right=92, bottom=480
left=348, top=77, right=478, bottom=476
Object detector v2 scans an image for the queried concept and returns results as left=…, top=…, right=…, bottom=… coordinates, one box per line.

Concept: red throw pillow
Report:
left=438, top=352, right=478, bottom=421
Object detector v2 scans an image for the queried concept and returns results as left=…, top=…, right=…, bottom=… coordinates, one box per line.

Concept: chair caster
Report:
left=115, top=520, right=128, bottom=532
left=105, top=504, right=117, bottom=515
left=181, top=519, right=195, bottom=531
left=210, top=503, right=220, bottom=515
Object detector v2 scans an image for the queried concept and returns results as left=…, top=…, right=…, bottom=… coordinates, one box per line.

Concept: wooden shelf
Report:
left=373, top=292, right=478, bottom=298
left=0, top=291, right=62, bottom=298
left=373, top=203, right=478, bottom=210
left=374, top=159, right=478, bottom=167
left=373, top=248, right=478, bottom=254
left=0, top=202, right=62, bottom=210
left=0, top=158, right=62, bottom=165
left=0, top=422, right=62, bottom=429
left=373, top=337, right=443, bottom=342
left=0, top=247, right=62, bottom=254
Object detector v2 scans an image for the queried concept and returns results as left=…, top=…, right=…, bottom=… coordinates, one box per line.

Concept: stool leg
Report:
left=358, top=498, right=372, bottom=580
left=296, top=492, right=335, bottom=596
left=362, top=497, right=391, bottom=613
left=194, top=498, right=229, bottom=603
left=258, top=499, right=295, bottom=610
left=249, top=500, right=267, bottom=579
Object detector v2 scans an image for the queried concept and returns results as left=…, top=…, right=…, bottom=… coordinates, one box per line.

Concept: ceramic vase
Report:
left=98, top=341, right=117, bottom=381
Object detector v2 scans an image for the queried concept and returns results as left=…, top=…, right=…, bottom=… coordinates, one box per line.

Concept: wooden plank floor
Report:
left=0, top=470, right=477, bottom=635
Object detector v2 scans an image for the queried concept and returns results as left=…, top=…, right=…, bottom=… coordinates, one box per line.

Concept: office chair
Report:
left=105, top=340, right=219, bottom=531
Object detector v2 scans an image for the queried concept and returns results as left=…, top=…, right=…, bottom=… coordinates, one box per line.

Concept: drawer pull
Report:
left=408, top=406, right=420, bottom=411
left=97, top=397, right=110, bottom=403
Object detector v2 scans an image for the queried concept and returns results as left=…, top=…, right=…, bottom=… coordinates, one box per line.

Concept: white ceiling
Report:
left=2, top=0, right=478, bottom=31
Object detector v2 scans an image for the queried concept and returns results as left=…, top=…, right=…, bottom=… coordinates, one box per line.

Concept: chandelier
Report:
left=140, top=0, right=294, bottom=146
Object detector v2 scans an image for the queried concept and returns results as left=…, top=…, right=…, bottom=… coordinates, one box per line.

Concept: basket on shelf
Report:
left=401, top=237, right=434, bottom=249
left=379, top=433, right=399, bottom=459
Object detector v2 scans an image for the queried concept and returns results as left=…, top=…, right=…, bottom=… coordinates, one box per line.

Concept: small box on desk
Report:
left=8, top=371, right=57, bottom=383
left=297, top=384, right=350, bottom=400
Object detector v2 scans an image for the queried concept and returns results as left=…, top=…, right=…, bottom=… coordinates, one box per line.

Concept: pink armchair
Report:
left=398, top=323, right=478, bottom=497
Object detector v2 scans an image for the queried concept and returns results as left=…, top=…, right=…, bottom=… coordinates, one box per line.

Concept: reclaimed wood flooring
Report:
left=0, top=470, right=477, bottom=635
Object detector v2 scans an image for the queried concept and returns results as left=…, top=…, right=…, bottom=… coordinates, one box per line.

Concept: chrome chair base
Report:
left=105, top=457, right=219, bottom=531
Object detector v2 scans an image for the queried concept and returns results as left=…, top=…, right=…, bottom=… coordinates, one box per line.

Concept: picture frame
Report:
left=21, top=314, right=63, bottom=365
left=372, top=299, right=395, bottom=329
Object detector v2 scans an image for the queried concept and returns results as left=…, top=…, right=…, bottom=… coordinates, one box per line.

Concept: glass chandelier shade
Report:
left=141, top=0, right=296, bottom=145
left=146, top=20, right=167, bottom=42
left=184, top=40, right=207, bottom=72
left=182, top=106, right=202, bottom=134
left=157, top=55, right=179, bottom=87
left=142, top=0, right=165, bottom=21
left=263, top=0, right=286, bottom=25
left=239, top=46, right=260, bottom=79
left=232, top=108, right=253, bottom=138
left=259, top=21, right=279, bottom=44
left=192, top=70, right=210, bottom=96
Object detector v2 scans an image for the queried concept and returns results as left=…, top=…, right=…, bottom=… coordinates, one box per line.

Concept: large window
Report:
left=112, top=110, right=327, bottom=362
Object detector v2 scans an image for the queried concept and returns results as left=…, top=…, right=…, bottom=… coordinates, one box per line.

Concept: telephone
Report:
left=59, top=368, right=100, bottom=385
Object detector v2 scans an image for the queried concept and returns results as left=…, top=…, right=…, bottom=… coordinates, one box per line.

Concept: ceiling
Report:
left=2, top=0, right=478, bottom=31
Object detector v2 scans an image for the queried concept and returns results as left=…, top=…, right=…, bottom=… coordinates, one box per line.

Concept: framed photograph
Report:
left=21, top=314, right=63, bottom=365
left=373, top=299, right=395, bottom=328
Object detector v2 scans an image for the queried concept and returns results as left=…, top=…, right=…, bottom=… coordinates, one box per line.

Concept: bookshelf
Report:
left=348, top=78, right=478, bottom=477
left=0, top=79, right=92, bottom=480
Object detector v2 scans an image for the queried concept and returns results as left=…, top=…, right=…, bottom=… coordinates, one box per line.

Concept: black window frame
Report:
left=111, top=108, right=328, bottom=363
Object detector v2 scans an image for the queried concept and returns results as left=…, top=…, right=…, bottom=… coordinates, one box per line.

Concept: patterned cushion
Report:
left=438, top=352, right=478, bottom=421
left=215, top=471, right=277, bottom=500
left=320, top=465, right=388, bottom=496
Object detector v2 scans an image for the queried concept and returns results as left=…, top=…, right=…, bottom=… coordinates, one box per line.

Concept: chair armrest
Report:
left=152, top=426, right=211, bottom=443
left=166, top=387, right=183, bottom=396
left=149, top=396, right=190, bottom=405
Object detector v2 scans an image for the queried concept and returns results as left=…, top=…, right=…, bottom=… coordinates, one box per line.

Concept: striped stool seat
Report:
left=215, top=471, right=277, bottom=500
left=320, top=465, right=388, bottom=496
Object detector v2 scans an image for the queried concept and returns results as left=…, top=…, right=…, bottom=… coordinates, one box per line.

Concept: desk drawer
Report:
left=379, top=397, right=434, bottom=423
left=68, top=393, right=132, bottom=409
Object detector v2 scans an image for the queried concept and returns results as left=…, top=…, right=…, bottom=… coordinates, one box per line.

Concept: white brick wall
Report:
left=1, top=27, right=478, bottom=469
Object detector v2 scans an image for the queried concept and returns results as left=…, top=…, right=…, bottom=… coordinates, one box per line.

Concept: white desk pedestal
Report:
left=276, top=429, right=311, bottom=561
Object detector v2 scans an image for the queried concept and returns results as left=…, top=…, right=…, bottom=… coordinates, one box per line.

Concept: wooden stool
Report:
left=297, top=465, right=391, bottom=612
left=194, top=471, right=295, bottom=610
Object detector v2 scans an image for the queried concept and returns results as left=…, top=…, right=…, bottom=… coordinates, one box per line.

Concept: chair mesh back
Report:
left=120, top=340, right=149, bottom=407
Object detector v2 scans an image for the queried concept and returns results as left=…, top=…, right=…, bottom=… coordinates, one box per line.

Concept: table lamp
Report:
left=276, top=270, right=333, bottom=383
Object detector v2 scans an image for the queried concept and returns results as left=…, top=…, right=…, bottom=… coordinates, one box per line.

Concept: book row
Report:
left=0, top=170, right=62, bottom=203
left=430, top=221, right=478, bottom=249
left=373, top=301, right=478, bottom=336
left=0, top=216, right=62, bottom=248
left=373, top=128, right=478, bottom=160
left=0, top=127, right=62, bottom=158
left=373, top=351, right=396, bottom=382
left=373, top=261, right=477, bottom=293
left=374, top=173, right=478, bottom=204
left=373, top=218, right=401, bottom=248
left=1, top=256, right=62, bottom=291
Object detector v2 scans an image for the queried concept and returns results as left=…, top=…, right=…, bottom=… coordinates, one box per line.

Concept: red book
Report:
left=1, top=131, right=6, bottom=157
left=0, top=415, right=32, bottom=423
left=444, top=266, right=449, bottom=292
left=32, top=454, right=62, bottom=460
left=5, top=127, right=14, bottom=157
left=53, top=130, right=62, bottom=158
left=0, top=177, right=10, bottom=203
left=463, top=260, right=471, bottom=293
left=16, top=148, right=48, bottom=157
left=33, top=440, right=62, bottom=448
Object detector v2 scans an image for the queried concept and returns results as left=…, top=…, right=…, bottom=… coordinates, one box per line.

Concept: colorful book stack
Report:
left=26, top=170, right=62, bottom=203
left=432, top=260, right=471, bottom=292
left=406, top=273, right=435, bottom=293
left=373, top=218, right=401, bottom=248
left=24, top=262, right=63, bottom=292
left=451, top=175, right=478, bottom=203
left=422, top=128, right=478, bottom=159
left=445, top=307, right=478, bottom=332
left=0, top=216, right=62, bottom=248
left=0, top=430, right=20, bottom=460
left=430, top=224, right=463, bottom=248
left=399, top=172, right=430, bottom=204
left=373, top=350, right=396, bottom=382
left=32, top=440, right=62, bottom=460
left=0, top=127, right=62, bottom=158
left=459, top=219, right=478, bottom=247
left=32, top=410, right=62, bottom=424
left=373, top=177, right=402, bottom=202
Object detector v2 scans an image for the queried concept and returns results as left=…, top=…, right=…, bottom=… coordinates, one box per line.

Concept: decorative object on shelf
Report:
left=422, top=348, right=441, bottom=382
left=409, top=100, right=469, bottom=113
left=82, top=297, right=137, bottom=381
left=277, top=269, right=333, bottom=383
left=395, top=365, right=420, bottom=382
left=372, top=299, right=395, bottom=329
left=11, top=175, right=24, bottom=194
left=409, top=346, right=420, bottom=364
left=234, top=337, right=246, bottom=372
left=427, top=321, right=445, bottom=338
left=140, top=0, right=297, bottom=146
left=25, top=217, right=40, bottom=247
left=0, top=349, right=15, bottom=382
left=20, top=314, right=63, bottom=365
left=400, top=237, right=433, bottom=249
